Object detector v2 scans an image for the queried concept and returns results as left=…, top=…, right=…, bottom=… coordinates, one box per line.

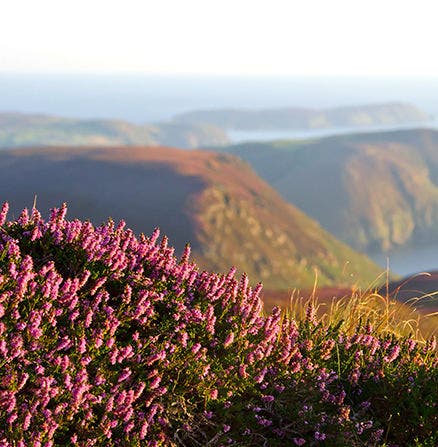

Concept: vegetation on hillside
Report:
left=262, top=282, right=438, bottom=343
left=0, top=112, right=229, bottom=149
left=174, top=102, right=429, bottom=130
left=0, top=146, right=382, bottom=289
left=0, top=204, right=436, bottom=446
left=220, top=128, right=438, bottom=253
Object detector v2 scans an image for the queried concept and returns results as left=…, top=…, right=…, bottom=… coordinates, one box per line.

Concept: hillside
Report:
left=174, top=102, right=429, bottom=130
left=0, top=146, right=381, bottom=289
left=220, top=128, right=438, bottom=254
left=0, top=112, right=229, bottom=149
left=384, top=271, right=438, bottom=312
left=0, top=205, right=435, bottom=446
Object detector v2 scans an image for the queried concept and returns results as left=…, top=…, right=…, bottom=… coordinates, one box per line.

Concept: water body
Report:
left=370, top=246, right=438, bottom=277
left=227, top=120, right=438, bottom=143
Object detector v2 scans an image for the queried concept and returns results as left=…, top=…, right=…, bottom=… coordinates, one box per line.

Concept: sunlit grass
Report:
left=281, top=270, right=438, bottom=343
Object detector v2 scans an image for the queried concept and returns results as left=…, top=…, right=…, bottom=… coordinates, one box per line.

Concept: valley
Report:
left=219, top=128, right=438, bottom=257
left=0, top=145, right=382, bottom=290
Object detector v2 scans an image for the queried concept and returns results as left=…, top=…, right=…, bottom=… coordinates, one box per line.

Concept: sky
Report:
left=1, top=0, right=438, bottom=76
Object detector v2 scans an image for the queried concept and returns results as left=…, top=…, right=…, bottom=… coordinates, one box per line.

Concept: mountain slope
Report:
left=220, top=128, right=438, bottom=253
left=0, top=112, right=229, bottom=149
left=383, top=272, right=438, bottom=312
left=0, top=146, right=381, bottom=289
left=174, top=102, right=429, bottom=130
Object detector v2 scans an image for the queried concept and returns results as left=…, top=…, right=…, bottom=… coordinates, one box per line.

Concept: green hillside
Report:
left=174, top=102, right=429, bottom=130
left=0, top=112, right=229, bottom=149
left=0, top=145, right=382, bottom=289
left=220, top=128, right=438, bottom=253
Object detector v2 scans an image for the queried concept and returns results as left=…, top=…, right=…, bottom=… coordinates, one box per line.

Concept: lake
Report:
left=227, top=120, right=438, bottom=143
left=370, top=245, right=438, bottom=277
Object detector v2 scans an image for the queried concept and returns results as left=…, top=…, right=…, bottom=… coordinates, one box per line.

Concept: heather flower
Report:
left=255, top=415, right=272, bottom=426
left=238, top=364, right=248, bottom=378
left=384, top=344, right=401, bottom=363
left=0, top=203, right=435, bottom=447
left=0, top=202, right=9, bottom=226
left=426, top=336, right=436, bottom=352
left=191, top=343, right=201, bottom=354
left=314, top=431, right=326, bottom=441
left=224, top=332, right=234, bottom=347
left=371, top=429, right=384, bottom=442
left=149, top=376, right=162, bottom=390
left=320, top=338, right=335, bottom=359
left=254, top=367, right=267, bottom=383
left=305, top=303, right=318, bottom=325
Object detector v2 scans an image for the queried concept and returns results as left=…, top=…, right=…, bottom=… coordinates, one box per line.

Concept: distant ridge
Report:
left=0, top=112, right=229, bottom=149
left=174, top=102, right=430, bottom=130
left=383, top=271, right=438, bottom=312
left=0, top=145, right=381, bottom=289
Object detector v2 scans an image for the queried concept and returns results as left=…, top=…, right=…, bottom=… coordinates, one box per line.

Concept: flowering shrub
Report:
left=0, top=203, right=436, bottom=446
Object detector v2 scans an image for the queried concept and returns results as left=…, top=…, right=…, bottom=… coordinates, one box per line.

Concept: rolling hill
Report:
left=174, top=102, right=429, bottom=130
left=0, top=145, right=381, bottom=290
left=219, top=128, right=438, bottom=254
left=0, top=112, right=229, bottom=149
left=383, top=271, right=438, bottom=312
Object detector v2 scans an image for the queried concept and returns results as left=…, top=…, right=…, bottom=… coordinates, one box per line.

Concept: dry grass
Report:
left=263, top=270, right=438, bottom=343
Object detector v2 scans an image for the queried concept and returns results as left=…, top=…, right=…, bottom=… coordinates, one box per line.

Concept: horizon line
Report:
left=1, top=70, right=438, bottom=80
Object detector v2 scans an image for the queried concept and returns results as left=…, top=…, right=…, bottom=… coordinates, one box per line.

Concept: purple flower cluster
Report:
left=0, top=203, right=436, bottom=447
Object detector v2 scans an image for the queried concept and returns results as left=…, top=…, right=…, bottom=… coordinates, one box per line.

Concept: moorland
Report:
left=0, top=105, right=437, bottom=446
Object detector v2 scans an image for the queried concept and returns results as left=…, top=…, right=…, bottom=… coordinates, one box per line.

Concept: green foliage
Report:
left=220, top=128, right=438, bottom=253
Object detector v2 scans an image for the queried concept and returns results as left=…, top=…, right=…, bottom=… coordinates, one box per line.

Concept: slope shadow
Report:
left=0, top=153, right=206, bottom=254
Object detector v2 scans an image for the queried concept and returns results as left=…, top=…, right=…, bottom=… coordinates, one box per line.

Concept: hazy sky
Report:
left=1, top=0, right=438, bottom=76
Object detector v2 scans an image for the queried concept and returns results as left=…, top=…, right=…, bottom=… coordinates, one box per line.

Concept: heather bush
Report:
left=0, top=203, right=436, bottom=446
